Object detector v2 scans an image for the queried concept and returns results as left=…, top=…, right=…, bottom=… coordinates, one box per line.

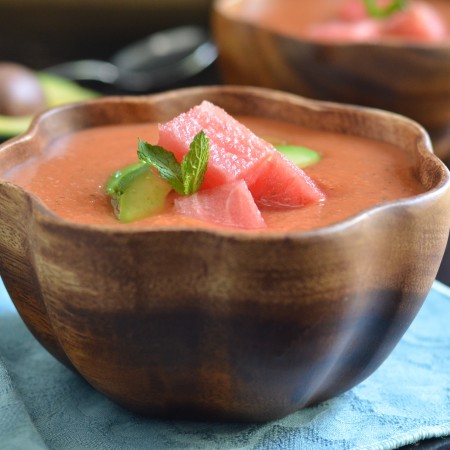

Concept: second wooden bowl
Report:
left=212, top=0, right=450, bottom=160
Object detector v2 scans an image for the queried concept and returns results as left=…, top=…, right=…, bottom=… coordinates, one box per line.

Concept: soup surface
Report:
left=223, top=0, right=450, bottom=42
left=3, top=116, right=424, bottom=232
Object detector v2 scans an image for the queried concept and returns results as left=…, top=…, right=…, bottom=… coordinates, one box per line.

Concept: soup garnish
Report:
left=106, top=162, right=172, bottom=223
left=363, top=0, right=408, bottom=18
left=137, top=130, right=210, bottom=196
left=308, top=0, right=447, bottom=42
left=105, top=101, right=324, bottom=227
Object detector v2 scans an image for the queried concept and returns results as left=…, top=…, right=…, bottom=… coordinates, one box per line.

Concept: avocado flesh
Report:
left=275, top=145, right=321, bottom=168
left=0, top=72, right=99, bottom=139
left=107, top=164, right=173, bottom=223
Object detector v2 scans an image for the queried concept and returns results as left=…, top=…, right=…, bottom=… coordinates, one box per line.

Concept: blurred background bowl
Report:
left=212, top=0, right=450, bottom=161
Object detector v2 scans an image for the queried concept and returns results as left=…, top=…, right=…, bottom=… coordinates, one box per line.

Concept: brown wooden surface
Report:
left=0, top=86, right=449, bottom=421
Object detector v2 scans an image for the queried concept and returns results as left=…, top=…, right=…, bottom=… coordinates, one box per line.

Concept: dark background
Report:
left=0, top=0, right=213, bottom=70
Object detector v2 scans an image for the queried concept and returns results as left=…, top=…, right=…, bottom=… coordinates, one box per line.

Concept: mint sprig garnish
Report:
left=137, top=140, right=184, bottom=194
left=181, top=130, right=210, bottom=195
left=363, top=0, right=407, bottom=18
left=138, top=130, right=210, bottom=196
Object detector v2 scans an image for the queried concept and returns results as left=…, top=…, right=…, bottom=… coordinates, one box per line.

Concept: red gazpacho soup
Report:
left=3, top=110, right=425, bottom=232
left=224, top=0, right=449, bottom=43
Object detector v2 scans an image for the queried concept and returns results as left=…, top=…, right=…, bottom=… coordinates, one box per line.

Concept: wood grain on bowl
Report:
left=0, top=86, right=449, bottom=422
left=212, top=0, right=450, bottom=160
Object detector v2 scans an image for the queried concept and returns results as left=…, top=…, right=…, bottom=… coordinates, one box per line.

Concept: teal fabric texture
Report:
left=0, top=279, right=449, bottom=450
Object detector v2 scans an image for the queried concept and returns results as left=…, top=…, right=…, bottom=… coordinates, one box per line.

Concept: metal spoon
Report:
left=44, top=26, right=218, bottom=92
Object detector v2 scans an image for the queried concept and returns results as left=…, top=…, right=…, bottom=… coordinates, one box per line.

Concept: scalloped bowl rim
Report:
left=0, top=86, right=448, bottom=241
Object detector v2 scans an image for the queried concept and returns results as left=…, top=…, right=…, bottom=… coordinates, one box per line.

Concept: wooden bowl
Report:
left=212, top=0, right=450, bottom=161
left=0, top=86, right=449, bottom=422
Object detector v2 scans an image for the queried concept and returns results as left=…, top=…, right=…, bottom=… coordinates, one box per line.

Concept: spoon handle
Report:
left=44, top=60, right=119, bottom=84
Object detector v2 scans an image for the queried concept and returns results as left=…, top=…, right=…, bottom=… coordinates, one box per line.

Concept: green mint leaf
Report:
left=137, top=138, right=184, bottom=195
left=363, top=0, right=407, bottom=18
left=181, top=130, right=210, bottom=195
left=136, top=132, right=210, bottom=196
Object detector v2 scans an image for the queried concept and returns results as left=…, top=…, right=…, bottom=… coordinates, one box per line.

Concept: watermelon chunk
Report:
left=158, top=100, right=274, bottom=189
left=247, top=151, right=325, bottom=208
left=339, top=0, right=395, bottom=22
left=307, top=19, right=380, bottom=42
left=310, top=0, right=446, bottom=43
left=339, top=0, right=369, bottom=21
left=383, top=1, right=447, bottom=42
left=174, top=180, right=266, bottom=229
left=158, top=100, right=324, bottom=208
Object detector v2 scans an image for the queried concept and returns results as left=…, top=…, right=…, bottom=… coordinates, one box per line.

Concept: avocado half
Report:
left=0, top=73, right=99, bottom=139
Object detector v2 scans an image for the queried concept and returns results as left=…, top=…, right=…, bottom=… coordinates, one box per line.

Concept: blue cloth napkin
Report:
left=1, top=278, right=449, bottom=450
